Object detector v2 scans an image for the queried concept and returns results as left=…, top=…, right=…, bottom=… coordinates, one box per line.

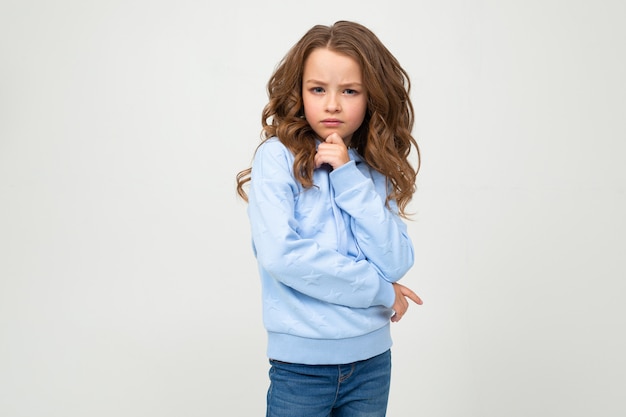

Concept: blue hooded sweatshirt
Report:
left=248, top=137, right=414, bottom=365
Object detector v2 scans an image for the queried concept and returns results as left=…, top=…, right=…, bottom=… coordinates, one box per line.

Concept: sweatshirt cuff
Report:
left=372, top=280, right=395, bottom=308
left=329, top=161, right=367, bottom=195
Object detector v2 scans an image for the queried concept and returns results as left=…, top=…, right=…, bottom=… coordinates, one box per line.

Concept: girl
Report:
left=236, top=20, right=422, bottom=417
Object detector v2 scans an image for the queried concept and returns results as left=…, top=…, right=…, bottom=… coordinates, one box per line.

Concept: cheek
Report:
left=352, top=103, right=367, bottom=124
left=359, top=102, right=368, bottom=122
left=302, top=98, right=317, bottom=118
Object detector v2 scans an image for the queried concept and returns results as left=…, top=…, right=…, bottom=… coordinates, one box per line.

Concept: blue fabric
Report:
left=248, top=137, right=414, bottom=365
left=266, top=350, right=392, bottom=417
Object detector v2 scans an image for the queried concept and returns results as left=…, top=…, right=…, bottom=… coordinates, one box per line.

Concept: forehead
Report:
left=303, top=48, right=362, bottom=79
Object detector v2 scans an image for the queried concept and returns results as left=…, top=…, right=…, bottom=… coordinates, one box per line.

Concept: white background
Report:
left=1, top=1, right=624, bottom=416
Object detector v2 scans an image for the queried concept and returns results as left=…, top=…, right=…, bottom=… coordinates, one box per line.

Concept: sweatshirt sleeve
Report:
left=329, top=160, right=414, bottom=283
left=247, top=141, right=395, bottom=309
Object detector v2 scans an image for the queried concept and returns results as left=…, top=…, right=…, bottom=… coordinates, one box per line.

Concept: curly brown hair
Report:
left=236, top=20, right=420, bottom=217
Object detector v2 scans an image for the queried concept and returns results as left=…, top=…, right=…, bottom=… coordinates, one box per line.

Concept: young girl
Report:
left=236, top=20, right=422, bottom=417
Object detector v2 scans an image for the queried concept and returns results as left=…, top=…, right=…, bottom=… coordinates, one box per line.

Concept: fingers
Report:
left=391, top=283, right=423, bottom=323
left=315, top=134, right=349, bottom=169
left=400, top=285, right=423, bottom=305
left=391, top=304, right=408, bottom=322
left=324, top=132, right=344, bottom=144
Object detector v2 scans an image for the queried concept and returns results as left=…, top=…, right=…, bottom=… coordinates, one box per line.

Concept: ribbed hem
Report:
left=267, top=324, right=392, bottom=365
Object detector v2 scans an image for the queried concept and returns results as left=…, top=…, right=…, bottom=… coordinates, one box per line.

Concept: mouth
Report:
left=321, top=119, right=342, bottom=127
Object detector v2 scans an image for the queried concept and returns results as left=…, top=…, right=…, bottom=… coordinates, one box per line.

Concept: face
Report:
left=302, top=48, right=367, bottom=146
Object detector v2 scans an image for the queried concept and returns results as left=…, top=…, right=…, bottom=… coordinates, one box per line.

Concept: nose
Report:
left=326, top=93, right=341, bottom=113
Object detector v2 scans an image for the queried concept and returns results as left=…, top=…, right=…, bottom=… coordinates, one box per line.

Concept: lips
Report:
left=321, top=119, right=342, bottom=127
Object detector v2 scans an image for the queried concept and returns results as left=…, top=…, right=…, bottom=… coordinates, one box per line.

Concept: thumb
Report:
left=325, top=133, right=344, bottom=144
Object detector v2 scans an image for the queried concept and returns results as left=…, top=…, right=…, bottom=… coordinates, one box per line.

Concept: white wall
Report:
left=1, top=1, right=624, bottom=416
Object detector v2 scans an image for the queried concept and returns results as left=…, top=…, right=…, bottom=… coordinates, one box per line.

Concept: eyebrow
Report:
left=303, top=79, right=363, bottom=88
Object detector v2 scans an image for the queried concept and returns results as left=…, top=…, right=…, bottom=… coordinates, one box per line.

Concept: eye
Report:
left=344, top=89, right=358, bottom=95
left=311, top=87, right=325, bottom=94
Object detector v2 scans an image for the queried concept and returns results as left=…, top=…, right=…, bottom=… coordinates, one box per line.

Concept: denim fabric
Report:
left=266, top=350, right=391, bottom=417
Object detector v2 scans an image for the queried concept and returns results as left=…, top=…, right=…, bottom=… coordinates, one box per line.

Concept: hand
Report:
left=314, top=133, right=350, bottom=169
left=391, top=282, right=423, bottom=322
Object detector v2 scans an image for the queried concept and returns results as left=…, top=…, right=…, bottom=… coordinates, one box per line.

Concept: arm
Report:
left=315, top=133, right=414, bottom=283
left=330, top=161, right=414, bottom=283
left=248, top=140, right=395, bottom=309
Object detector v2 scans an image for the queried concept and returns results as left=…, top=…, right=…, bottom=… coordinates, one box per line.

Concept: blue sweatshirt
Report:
left=248, top=137, right=414, bottom=365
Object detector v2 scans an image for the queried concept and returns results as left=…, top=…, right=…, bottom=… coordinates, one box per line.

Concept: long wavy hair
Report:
left=236, top=20, right=420, bottom=217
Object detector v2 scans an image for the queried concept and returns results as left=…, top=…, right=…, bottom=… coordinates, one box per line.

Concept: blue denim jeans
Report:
left=266, top=349, right=391, bottom=417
